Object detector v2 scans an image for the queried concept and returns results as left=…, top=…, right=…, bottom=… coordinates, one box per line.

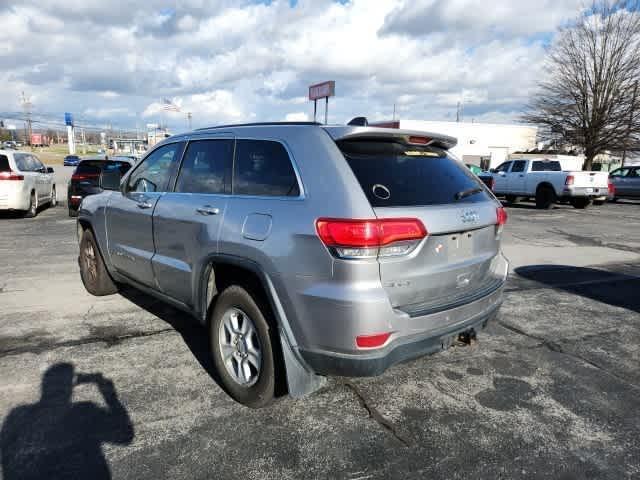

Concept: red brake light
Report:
left=0, top=171, right=24, bottom=181
left=608, top=180, right=615, bottom=195
left=565, top=175, right=575, bottom=186
left=316, top=218, right=427, bottom=259
left=316, top=218, right=426, bottom=247
left=496, top=207, right=508, bottom=226
left=407, top=136, right=431, bottom=145
left=356, top=332, right=391, bottom=348
left=71, top=173, right=100, bottom=181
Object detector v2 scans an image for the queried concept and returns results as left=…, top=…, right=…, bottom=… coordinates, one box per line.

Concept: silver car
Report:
left=76, top=122, right=509, bottom=407
left=609, top=166, right=640, bottom=200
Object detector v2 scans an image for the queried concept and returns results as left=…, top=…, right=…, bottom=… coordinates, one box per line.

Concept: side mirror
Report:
left=46, top=167, right=54, bottom=174
left=99, top=170, right=122, bottom=191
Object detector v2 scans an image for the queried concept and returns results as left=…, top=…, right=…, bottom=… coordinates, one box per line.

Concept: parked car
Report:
left=3, top=141, right=17, bottom=150
left=478, top=158, right=609, bottom=208
left=63, top=155, right=81, bottom=167
left=0, top=150, right=56, bottom=217
left=609, top=166, right=640, bottom=201
left=76, top=122, right=509, bottom=407
left=67, top=157, right=133, bottom=217
left=466, top=164, right=483, bottom=175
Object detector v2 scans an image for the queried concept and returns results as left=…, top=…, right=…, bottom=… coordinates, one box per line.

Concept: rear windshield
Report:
left=76, top=160, right=131, bottom=175
left=531, top=160, right=562, bottom=171
left=0, top=155, right=10, bottom=172
left=337, top=140, right=491, bottom=207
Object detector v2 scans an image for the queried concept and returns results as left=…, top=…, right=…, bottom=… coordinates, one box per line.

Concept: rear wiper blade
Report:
left=454, top=187, right=483, bottom=201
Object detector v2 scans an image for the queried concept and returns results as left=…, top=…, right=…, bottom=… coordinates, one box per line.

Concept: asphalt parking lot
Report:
left=1, top=199, right=639, bottom=479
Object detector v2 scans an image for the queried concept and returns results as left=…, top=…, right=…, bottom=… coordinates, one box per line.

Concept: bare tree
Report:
left=523, top=1, right=640, bottom=169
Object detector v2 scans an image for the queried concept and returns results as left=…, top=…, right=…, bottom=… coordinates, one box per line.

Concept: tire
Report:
left=592, top=199, right=604, bottom=206
left=610, top=197, right=618, bottom=203
left=535, top=185, right=555, bottom=209
left=505, top=195, right=518, bottom=204
left=24, top=191, right=37, bottom=218
left=570, top=197, right=591, bottom=209
left=68, top=208, right=79, bottom=218
left=50, top=186, right=57, bottom=207
left=79, top=229, right=118, bottom=296
left=210, top=285, right=276, bottom=408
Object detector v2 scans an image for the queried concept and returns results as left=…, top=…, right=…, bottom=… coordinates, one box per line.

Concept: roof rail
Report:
left=195, top=121, right=321, bottom=131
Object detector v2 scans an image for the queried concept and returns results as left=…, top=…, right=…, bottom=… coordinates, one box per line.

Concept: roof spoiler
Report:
left=325, top=122, right=458, bottom=150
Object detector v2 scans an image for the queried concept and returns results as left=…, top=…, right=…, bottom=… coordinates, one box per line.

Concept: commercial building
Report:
left=371, top=119, right=538, bottom=170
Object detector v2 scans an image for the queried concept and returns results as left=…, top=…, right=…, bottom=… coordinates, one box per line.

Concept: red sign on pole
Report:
left=309, top=81, right=335, bottom=101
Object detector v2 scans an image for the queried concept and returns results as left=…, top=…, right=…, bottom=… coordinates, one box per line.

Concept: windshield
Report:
left=337, top=139, right=490, bottom=207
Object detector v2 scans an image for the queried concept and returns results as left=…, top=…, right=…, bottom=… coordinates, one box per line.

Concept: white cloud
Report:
left=284, top=112, right=309, bottom=122
left=0, top=0, right=587, bottom=131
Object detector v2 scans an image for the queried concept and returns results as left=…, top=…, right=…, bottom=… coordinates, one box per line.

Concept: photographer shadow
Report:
left=1, top=363, right=133, bottom=480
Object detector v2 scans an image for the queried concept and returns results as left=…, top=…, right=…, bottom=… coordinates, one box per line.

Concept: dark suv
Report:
left=67, top=158, right=133, bottom=216
left=75, top=122, right=508, bottom=407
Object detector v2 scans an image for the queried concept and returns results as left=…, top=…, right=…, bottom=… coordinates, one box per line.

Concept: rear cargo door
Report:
left=337, top=138, right=503, bottom=315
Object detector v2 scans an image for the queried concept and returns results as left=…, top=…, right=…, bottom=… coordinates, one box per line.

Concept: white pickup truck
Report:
left=478, top=158, right=610, bottom=209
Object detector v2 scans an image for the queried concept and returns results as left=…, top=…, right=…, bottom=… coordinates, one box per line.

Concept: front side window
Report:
left=233, top=140, right=300, bottom=197
left=29, top=155, right=44, bottom=172
left=127, top=143, right=184, bottom=193
left=14, top=154, right=31, bottom=172
left=629, top=168, right=639, bottom=177
left=494, top=162, right=512, bottom=173
left=511, top=160, right=527, bottom=173
left=175, top=140, right=233, bottom=194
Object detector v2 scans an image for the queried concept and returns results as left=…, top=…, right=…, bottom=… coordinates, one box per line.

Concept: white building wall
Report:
left=397, top=120, right=538, bottom=169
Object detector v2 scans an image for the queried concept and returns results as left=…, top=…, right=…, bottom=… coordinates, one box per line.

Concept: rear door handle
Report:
left=136, top=200, right=153, bottom=209
left=196, top=206, right=220, bottom=216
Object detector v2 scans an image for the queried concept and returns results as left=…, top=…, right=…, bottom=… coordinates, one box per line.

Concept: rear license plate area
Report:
left=447, top=232, right=473, bottom=261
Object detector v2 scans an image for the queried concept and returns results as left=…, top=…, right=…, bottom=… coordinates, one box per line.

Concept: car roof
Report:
left=185, top=121, right=458, bottom=150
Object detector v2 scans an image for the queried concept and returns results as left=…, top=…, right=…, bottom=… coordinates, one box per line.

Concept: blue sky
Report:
left=0, top=0, right=586, bottom=132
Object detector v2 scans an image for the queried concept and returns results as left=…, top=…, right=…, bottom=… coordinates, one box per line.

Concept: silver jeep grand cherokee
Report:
left=77, top=121, right=508, bottom=407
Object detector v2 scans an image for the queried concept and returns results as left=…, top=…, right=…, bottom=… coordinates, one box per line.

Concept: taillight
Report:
left=608, top=180, right=615, bottom=195
left=0, top=171, right=24, bottom=181
left=356, top=332, right=391, bottom=349
left=496, top=207, right=508, bottom=226
left=496, top=206, right=507, bottom=236
left=565, top=175, right=575, bottom=186
left=316, top=218, right=427, bottom=259
left=71, top=173, right=99, bottom=181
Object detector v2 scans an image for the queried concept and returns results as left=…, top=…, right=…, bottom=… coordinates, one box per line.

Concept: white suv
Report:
left=0, top=150, right=57, bottom=217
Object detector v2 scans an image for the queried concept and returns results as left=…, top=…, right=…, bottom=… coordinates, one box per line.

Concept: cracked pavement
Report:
left=0, top=198, right=639, bottom=479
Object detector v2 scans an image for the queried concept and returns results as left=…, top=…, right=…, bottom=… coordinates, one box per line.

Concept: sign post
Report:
left=64, top=112, right=75, bottom=155
left=308, top=81, right=335, bottom=124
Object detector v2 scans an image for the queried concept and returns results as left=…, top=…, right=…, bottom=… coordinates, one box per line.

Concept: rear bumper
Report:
left=299, top=274, right=506, bottom=377
left=562, top=186, right=607, bottom=198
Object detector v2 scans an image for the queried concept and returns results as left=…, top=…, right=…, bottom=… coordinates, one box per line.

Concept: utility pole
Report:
left=392, top=103, right=396, bottom=121
left=456, top=102, right=460, bottom=122
left=21, top=91, right=32, bottom=147
left=187, top=112, right=192, bottom=130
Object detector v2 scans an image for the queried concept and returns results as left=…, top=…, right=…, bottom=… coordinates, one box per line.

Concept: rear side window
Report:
left=0, top=155, right=9, bottom=172
left=175, top=139, right=233, bottom=194
left=338, top=140, right=490, bottom=207
left=511, top=160, right=527, bottom=172
left=531, top=160, right=561, bottom=171
left=233, top=140, right=300, bottom=197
